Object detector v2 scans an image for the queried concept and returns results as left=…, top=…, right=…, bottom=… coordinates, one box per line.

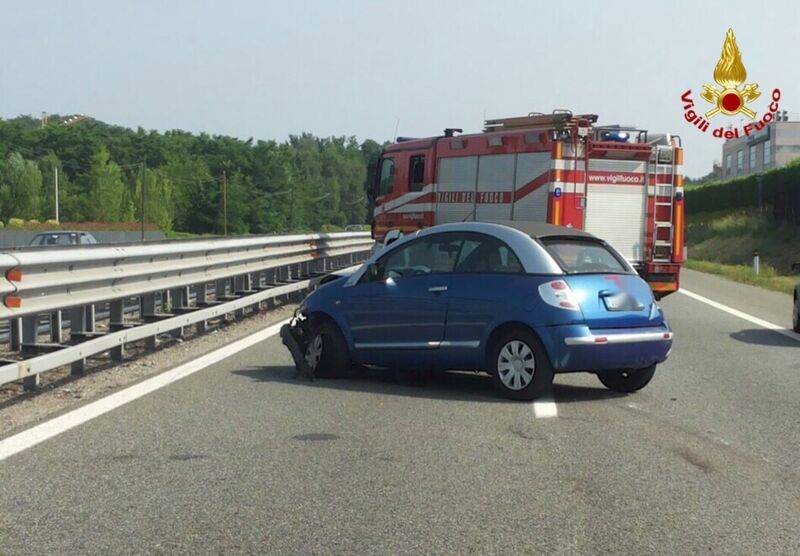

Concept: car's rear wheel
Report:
left=597, top=364, right=656, bottom=393
left=305, top=318, right=352, bottom=378
left=490, top=329, right=554, bottom=401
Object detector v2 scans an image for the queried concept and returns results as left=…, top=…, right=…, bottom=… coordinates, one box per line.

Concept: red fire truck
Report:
left=368, top=111, right=685, bottom=298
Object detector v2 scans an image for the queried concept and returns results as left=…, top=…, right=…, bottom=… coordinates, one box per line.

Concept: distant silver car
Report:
left=29, top=231, right=98, bottom=246
left=345, top=224, right=364, bottom=232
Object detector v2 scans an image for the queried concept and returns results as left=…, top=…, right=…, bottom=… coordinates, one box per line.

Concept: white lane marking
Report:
left=533, top=396, right=558, bottom=418
left=679, top=288, right=800, bottom=342
left=0, top=319, right=290, bottom=462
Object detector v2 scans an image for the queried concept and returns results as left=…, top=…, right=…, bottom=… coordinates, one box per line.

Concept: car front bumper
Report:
left=537, top=324, right=673, bottom=372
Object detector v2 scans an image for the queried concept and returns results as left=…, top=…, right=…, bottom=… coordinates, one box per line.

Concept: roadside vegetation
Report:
left=684, top=259, right=795, bottom=295
left=683, top=152, right=800, bottom=294
left=0, top=114, right=382, bottom=236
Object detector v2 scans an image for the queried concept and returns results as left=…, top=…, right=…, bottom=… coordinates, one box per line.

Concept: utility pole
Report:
left=289, top=178, right=296, bottom=231
left=140, top=159, right=146, bottom=242
left=222, top=170, right=228, bottom=236
left=54, top=166, right=59, bottom=223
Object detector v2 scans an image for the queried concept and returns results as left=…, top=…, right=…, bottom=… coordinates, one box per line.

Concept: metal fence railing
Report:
left=0, top=232, right=373, bottom=390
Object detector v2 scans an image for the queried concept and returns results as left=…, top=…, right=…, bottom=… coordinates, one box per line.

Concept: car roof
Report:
left=414, top=220, right=597, bottom=240
left=34, top=231, right=89, bottom=235
left=483, top=220, right=596, bottom=239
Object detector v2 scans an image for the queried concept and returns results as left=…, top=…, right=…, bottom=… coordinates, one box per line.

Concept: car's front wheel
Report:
left=305, top=318, right=352, bottom=378
left=490, top=329, right=554, bottom=401
left=597, top=364, right=656, bottom=393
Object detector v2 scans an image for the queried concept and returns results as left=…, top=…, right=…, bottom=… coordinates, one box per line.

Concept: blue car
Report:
left=282, top=221, right=672, bottom=400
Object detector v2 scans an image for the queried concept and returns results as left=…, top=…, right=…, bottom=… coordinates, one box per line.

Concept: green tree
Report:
left=0, top=115, right=381, bottom=234
left=86, top=147, right=126, bottom=221
left=0, top=152, right=43, bottom=220
left=163, top=155, right=218, bottom=233
left=135, top=168, right=174, bottom=231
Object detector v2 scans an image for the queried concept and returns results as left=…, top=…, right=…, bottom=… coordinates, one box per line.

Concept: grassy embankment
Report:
left=686, top=209, right=799, bottom=295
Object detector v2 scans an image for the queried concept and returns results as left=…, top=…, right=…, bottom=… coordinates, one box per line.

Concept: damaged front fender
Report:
left=280, top=313, right=315, bottom=380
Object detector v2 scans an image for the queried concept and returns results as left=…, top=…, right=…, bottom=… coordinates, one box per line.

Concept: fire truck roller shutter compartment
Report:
left=512, top=152, right=551, bottom=222
left=475, top=154, right=515, bottom=221
left=435, top=156, right=478, bottom=224
left=583, top=159, right=648, bottom=263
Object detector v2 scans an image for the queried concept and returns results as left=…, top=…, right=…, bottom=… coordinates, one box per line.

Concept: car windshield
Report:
left=540, top=237, right=629, bottom=274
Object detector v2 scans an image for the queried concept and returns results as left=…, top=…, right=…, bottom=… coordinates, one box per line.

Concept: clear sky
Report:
left=1, top=0, right=798, bottom=177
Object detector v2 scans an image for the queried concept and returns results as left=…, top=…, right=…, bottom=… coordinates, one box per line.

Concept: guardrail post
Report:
left=167, top=289, right=185, bottom=339
left=141, top=294, right=158, bottom=350
left=195, top=283, right=209, bottom=333
left=22, top=373, right=40, bottom=391
left=233, top=275, right=249, bottom=319
left=9, top=318, right=22, bottom=351
left=234, top=275, right=246, bottom=294
left=109, top=300, right=126, bottom=361
left=85, top=305, right=96, bottom=334
left=216, top=278, right=230, bottom=300
left=68, top=305, right=94, bottom=375
left=50, top=311, right=63, bottom=344
left=21, top=317, right=42, bottom=390
left=21, top=315, right=39, bottom=352
left=69, top=306, right=86, bottom=336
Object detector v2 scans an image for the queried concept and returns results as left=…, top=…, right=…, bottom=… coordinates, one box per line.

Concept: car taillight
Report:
left=538, top=280, right=580, bottom=311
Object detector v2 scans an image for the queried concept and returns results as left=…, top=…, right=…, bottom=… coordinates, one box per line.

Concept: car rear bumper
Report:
left=537, top=324, right=673, bottom=372
left=564, top=330, right=673, bottom=345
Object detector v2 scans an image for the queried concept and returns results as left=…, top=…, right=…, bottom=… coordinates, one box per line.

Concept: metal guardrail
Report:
left=0, top=232, right=373, bottom=390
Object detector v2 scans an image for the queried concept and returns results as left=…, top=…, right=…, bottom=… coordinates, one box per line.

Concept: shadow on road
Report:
left=233, top=365, right=624, bottom=404
left=551, top=382, right=625, bottom=404
left=729, top=328, right=799, bottom=348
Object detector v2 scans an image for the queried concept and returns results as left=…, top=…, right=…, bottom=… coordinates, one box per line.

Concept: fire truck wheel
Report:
left=489, top=328, right=554, bottom=401
left=597, top=364, right=656, bottom=393
left=305, top=318, right=352, bottom=378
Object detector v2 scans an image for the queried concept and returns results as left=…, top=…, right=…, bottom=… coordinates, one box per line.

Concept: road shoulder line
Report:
left=679, top=288, right=799, bottom=342
left=533, top=396, right=558, bottom=418
left=0, top=319, right=290, bottom=462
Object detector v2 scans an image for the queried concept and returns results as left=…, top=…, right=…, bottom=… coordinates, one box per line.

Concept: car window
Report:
left=541, top=238, right=628, bottom=274
left=454, top=234, right=524, bottom=274
left=378, top=158, right=395, bottom=197
left=43, top=234, right=70, bottom=245
left=409, top=155, right=425, bottom=192
left=377, top=235, right=462, bottom=280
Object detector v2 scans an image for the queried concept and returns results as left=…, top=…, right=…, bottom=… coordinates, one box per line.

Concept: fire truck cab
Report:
left=368, top=111, right=685, bottom=298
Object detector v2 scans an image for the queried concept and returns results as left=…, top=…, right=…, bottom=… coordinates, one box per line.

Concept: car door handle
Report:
left=428, top=285, right=448, bottom=293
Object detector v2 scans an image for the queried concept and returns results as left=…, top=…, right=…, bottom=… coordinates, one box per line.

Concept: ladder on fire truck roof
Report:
left=652, top=145, right=676, bottom=263
left=483, top=111, right=599, bottom=132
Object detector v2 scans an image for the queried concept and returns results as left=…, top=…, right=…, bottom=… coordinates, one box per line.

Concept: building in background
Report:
left=721, top=112, right=800, bottom=179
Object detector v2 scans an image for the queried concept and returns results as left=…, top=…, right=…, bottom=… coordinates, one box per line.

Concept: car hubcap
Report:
left=497, top=340, right=535, bottom=391
left=305, top=334, right=323, bottom=369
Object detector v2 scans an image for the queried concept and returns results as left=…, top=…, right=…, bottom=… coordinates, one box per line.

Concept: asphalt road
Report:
left=1, top=268, right=800, bottom=554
